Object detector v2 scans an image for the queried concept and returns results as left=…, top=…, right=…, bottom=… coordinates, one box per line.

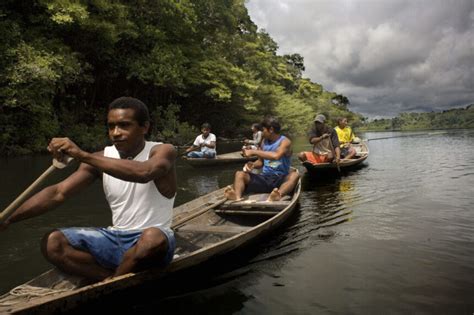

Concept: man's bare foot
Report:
left=267, top=188, right=282, bottom=201
left=224, top=185, right=238, bottom=200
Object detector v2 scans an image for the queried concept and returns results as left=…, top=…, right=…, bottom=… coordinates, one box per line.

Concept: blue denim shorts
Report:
left=60, top=226, right=175, bottom=269
left=245, top=172, right=287, bottom=194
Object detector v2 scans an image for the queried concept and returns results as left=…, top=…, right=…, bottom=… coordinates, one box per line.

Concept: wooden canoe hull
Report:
left=183, top=151, right=257, bottom=167
left=302, top=142, right=369, bottom=175
left=0, top=172, right=301, bottom=314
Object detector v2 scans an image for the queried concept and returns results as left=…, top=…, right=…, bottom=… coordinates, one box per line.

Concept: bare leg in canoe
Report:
left=266, top=170, right=300, bottom=201
left=42, top=230, right=113, bottom=281
left=224, top=171, right=251, bottom=201
left=225, top=117, right=299, bottom=202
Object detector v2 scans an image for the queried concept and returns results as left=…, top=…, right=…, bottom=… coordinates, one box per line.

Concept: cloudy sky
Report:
left=246, top=0, right=473, bottom=118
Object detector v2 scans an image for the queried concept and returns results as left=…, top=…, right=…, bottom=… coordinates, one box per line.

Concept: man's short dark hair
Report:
left=252, top=123, right=262, bottom=131
left=108, top=97, right=150, bottom=126
left=260, top=116, right=281, bottom=133
left=201, top=122, right=211, bottom=130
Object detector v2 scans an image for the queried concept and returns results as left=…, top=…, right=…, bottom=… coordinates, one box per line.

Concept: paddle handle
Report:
left=327, top=135, right=341, bottom=172
left=0, top=156, right=73, bottom=225
left=0, top=165, right=57, bottom=224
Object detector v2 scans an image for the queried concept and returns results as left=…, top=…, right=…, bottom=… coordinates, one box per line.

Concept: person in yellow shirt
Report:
left=334, top=117, right=356, bottom=159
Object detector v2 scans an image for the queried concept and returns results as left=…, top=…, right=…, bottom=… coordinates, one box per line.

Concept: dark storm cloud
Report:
left=246, top=0, right=474, bottom=117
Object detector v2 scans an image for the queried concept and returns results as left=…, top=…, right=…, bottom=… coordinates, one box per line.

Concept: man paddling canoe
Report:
left=1, top=97, right=177, bottom=281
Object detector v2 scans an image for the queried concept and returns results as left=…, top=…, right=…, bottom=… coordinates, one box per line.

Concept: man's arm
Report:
left=201, top=141, right=216, bottom=149
left=310, top=134, right=330, bottom=145
left=243, top=138, right=291, bottom=161
left=51, top=138, right=176, bottom=183
left=244, top=158, right=263, bottom=171
left=4, top=160, right=99, bottom=226
left=185, top=136, right=200, bottom=153
left=201, top=134, right=216, bottom=149
left=185, top=145, right=200, bottom=153
left=330, top=130, right=340, bottom=148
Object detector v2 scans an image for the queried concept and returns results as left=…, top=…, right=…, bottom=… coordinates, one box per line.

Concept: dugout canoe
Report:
left=0, top=171, right=301, bottom=314
left=302, top=142, right=369, bottom=175
left=182, top=151, right=257, bottom=167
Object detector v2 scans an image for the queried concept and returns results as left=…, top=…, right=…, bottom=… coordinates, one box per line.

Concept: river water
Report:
left=1, top=130, right=473, bottom=314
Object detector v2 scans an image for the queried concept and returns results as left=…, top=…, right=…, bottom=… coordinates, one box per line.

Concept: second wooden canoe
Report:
left=302, top=142, right=369, bottom=175
left=182, top=151, right=257, bottom=167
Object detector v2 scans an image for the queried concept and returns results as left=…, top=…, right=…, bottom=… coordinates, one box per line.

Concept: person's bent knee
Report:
left=41, top=230, right=68, bottom=262
left=297, top=152, right=307, bottom=161
left=135, top=228, right=168, bottom=261
left=235, top=170, right=249, bottom=180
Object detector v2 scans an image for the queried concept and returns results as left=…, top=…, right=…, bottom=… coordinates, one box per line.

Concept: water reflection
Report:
left=2, top=132, right=474, bottom=313
left=185, top=174, right=220, bottom=196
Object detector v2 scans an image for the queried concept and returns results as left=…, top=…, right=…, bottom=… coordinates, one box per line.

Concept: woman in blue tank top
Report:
left=224, top=117, right=299, bottom=202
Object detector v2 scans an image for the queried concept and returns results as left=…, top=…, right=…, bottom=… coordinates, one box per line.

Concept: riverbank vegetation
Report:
left=358, top=105, right=474, bottom=131
left=0, top=0, right=362, bottom=156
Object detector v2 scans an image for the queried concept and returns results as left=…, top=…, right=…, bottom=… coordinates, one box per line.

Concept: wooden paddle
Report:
left=326, top=134, right=341, bottom=172
left=0, top=156, right=73, bottom=225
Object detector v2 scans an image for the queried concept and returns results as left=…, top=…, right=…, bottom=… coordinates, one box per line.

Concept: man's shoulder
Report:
left=150, top=142, right=175, bottom=152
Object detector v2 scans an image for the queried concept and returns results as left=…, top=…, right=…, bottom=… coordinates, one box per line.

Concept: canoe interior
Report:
left=302, top=142, right=369, bottom=173
left=0, top=175, right=301, bottom=314
left=173, top=192, right=292, bottom=257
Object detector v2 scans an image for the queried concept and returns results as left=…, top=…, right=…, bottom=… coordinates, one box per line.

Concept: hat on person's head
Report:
left=313, top=114, right=326, bottom=123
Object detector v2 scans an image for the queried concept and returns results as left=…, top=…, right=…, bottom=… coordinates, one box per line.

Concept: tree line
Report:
left=0, top=0, right=361, bottom=156
left=358, top=105, right=474, bottom=131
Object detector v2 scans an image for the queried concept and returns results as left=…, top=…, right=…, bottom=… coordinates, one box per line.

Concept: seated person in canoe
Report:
left=297, top=114, right=341, bottom=165
left=242, top=123, right=263, bottom=150
left=334, top=117, right=357, bottom=159
left=185, top=122, right=217, bottom=159
left=0, top=97, right=177, bottom=281
left=225, top=116, right=300, bottom=202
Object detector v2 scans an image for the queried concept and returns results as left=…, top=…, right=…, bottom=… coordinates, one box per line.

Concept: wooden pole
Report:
left=0, top=157, right=73, bottom=225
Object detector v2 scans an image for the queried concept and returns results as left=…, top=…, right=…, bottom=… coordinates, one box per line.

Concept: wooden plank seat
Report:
left=219, top=193, right=291, bottom=210
left=220, top=200, right=290, bottom=210
left=214, top=209, right=279, bottom=216
left=176, top=224, right=251, bottom=234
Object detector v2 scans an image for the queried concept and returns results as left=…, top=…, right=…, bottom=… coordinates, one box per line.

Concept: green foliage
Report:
left=359, top=105, right=474, bottom=131
left=151, top=104, right=198, bottom=145
left=0, top=0, right=359, bottom=155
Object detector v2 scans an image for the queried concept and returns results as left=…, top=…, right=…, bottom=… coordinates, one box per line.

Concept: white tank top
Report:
left=103, top=141, right=175, bottom=230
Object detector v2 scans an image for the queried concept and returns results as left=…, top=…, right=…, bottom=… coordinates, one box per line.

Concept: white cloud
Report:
left=246, top=0, right=474, bottom=117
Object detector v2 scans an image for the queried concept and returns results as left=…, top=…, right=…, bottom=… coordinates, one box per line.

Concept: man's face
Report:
left=201, top=128, right=210, bottom=137
left=107, top=108, right=148, bottom=154
left=315, top=121, right=325, bottom=133
left=262, top=127, right=272, bottom=139
left=339, top=118, right=348, bottom=128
